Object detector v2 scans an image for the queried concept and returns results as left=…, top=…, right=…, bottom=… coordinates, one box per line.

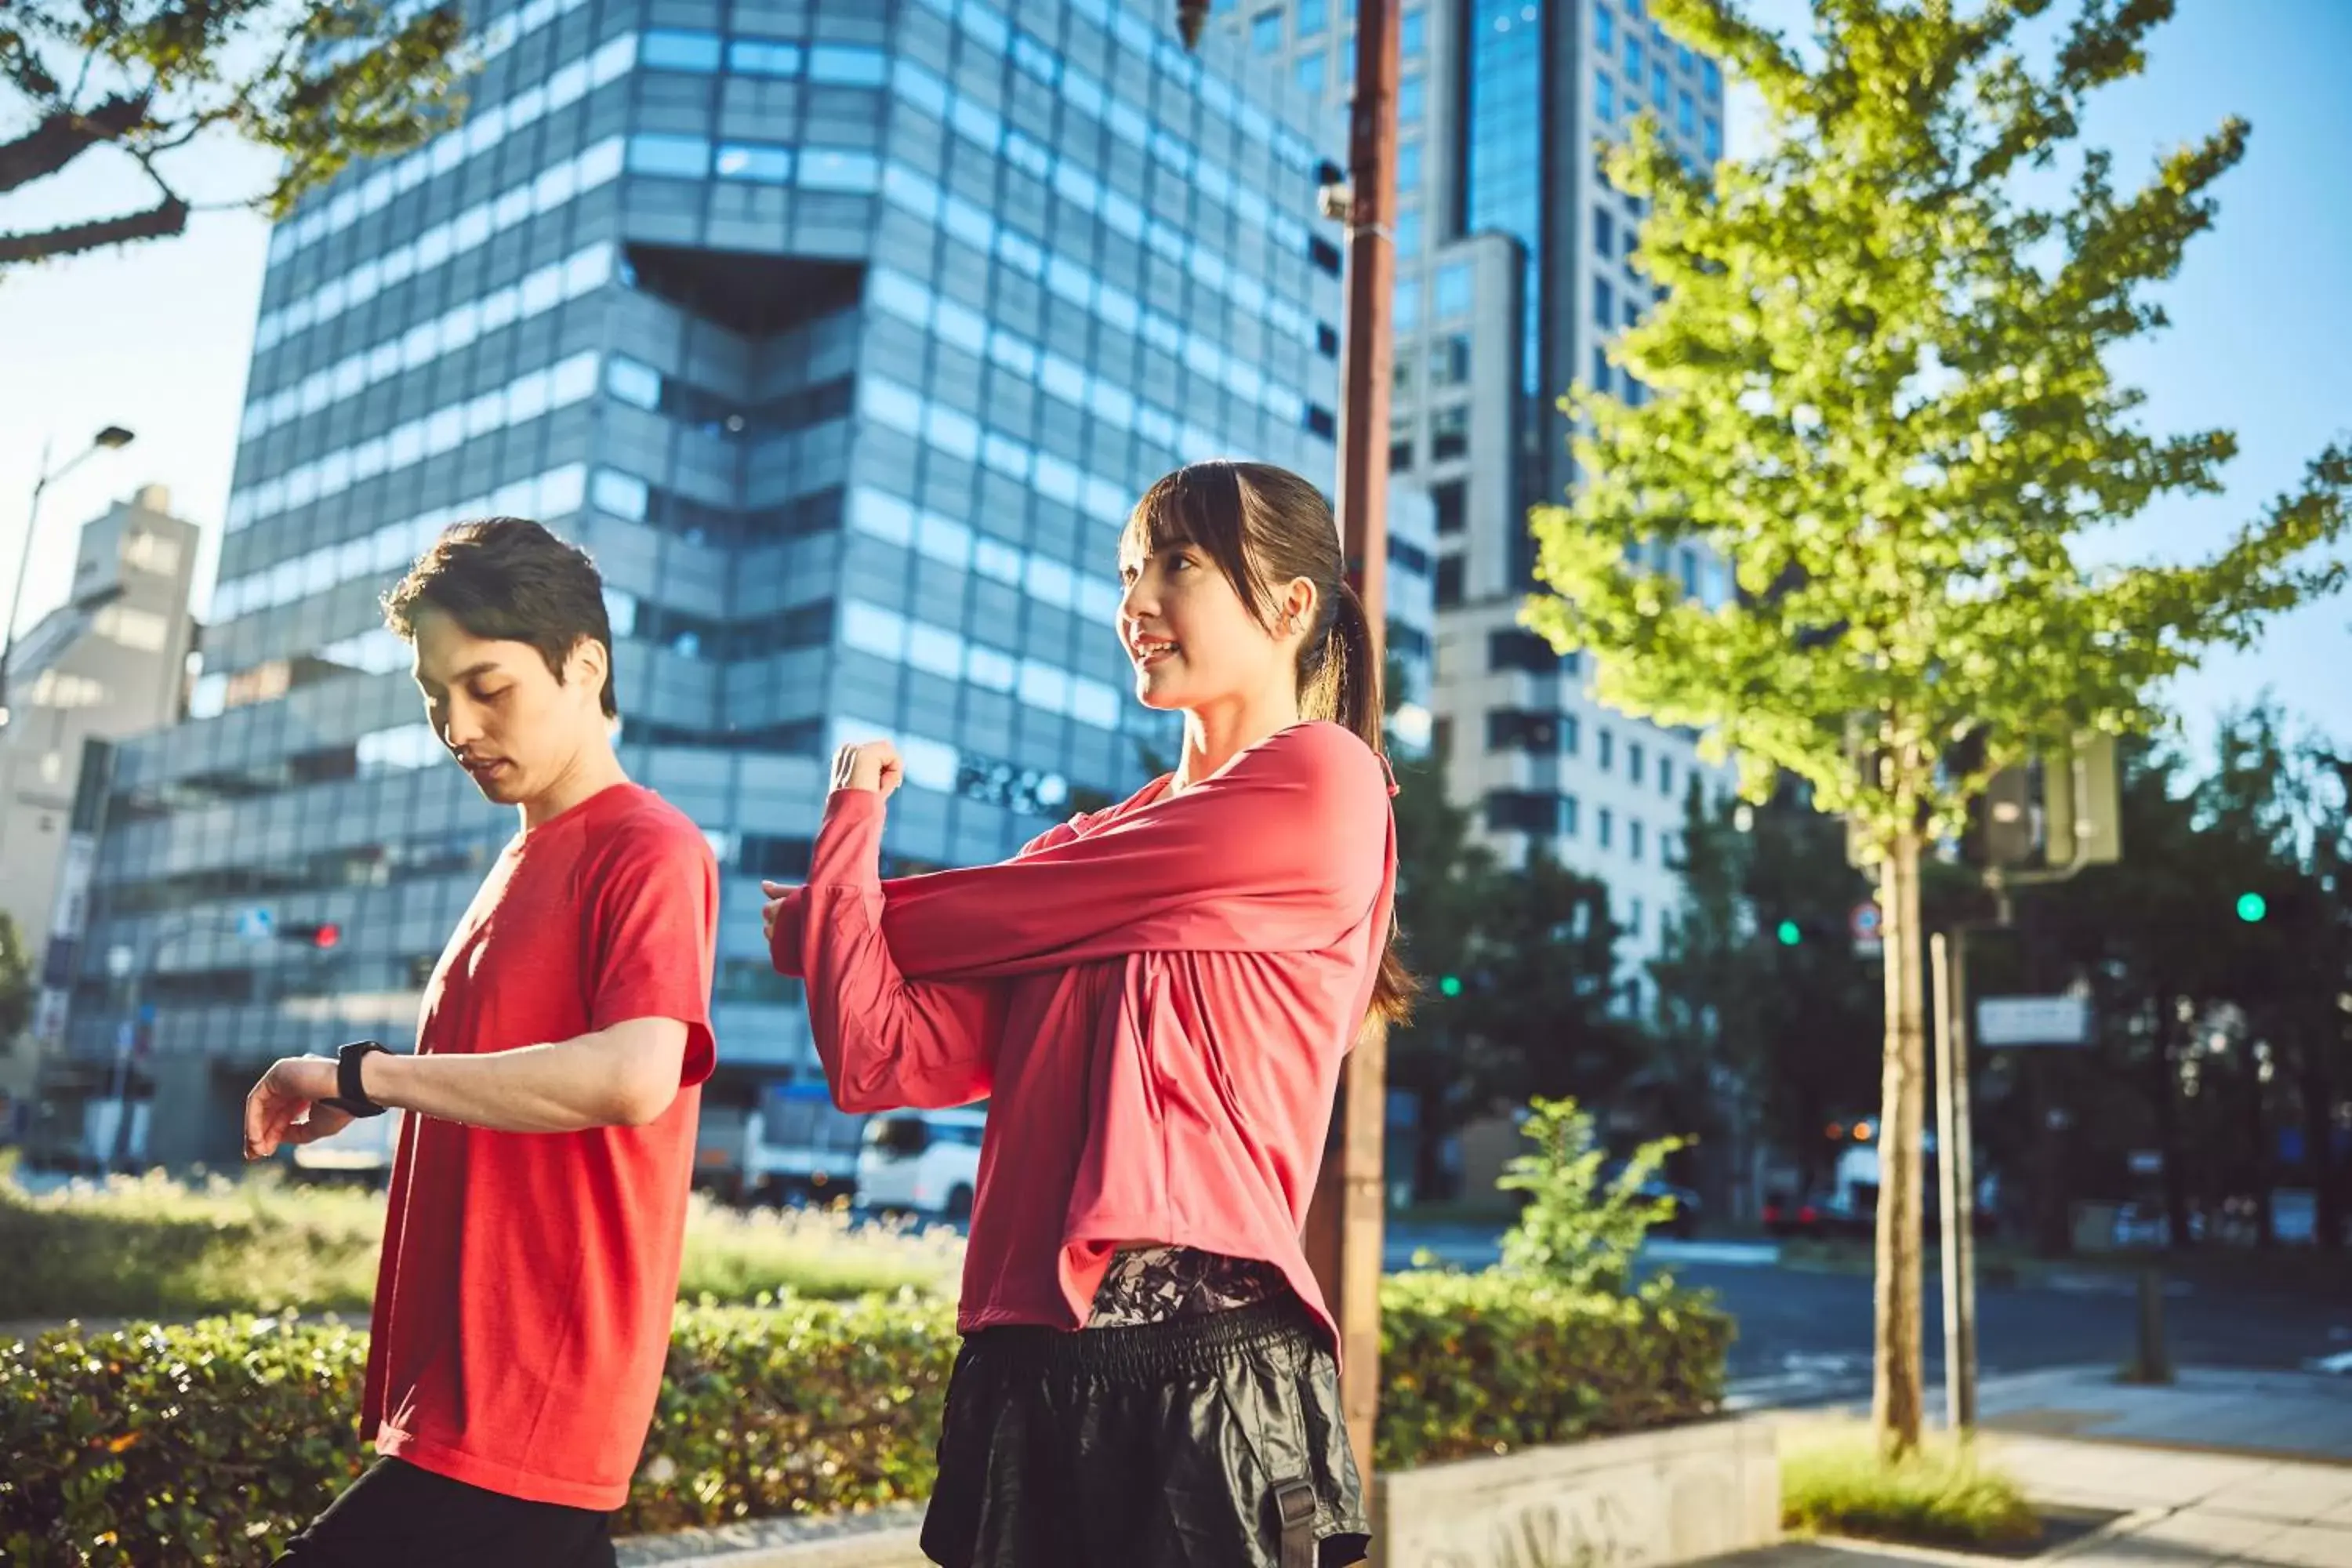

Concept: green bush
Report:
left=1, top=1275, right=1729, bottom=1566
left=1497, top=1097, right=1685, bottom=1294
left=1377, top=1271, right=1732, bottom=1470
left=1780, top=1421, right=2039, bottom=1551
left=0, top=1164, right=960, bottom=1322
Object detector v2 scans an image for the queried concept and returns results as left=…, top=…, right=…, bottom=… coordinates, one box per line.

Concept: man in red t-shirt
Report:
left=243, top=518, right=718, bottom=1567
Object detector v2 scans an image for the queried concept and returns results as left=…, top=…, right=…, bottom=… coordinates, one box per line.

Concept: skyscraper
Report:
left=61, top=0, right=1432, bottom=1167
left=1234, top=0, right=1731, bottom=993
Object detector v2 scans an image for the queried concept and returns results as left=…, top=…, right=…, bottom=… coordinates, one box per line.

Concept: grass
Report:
left=1781, top=1419, right=2042, bottom=1553
left=0, top=1159, right=962, bottom=1323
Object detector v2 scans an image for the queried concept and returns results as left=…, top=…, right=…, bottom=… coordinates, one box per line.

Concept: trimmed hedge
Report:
left=2, top=1277, right=1729, bottom=1566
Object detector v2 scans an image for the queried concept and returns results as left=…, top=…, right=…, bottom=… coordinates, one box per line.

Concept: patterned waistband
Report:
left=964, top=1295, right=1323, bottom=1381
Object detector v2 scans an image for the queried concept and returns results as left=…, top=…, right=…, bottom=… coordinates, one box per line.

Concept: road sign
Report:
left=1850, top=901, right=1883, bottom=958
left=1976, top=993, right=2091, bottom=1047
left=238, top=906, right=275, bottom=941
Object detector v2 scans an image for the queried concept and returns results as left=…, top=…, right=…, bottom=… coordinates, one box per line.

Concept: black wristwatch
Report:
left=320, top=1040, right=391, bottom=1118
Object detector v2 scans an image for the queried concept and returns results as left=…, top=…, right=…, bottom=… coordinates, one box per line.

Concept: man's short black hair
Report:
left=382, top=517, right=618, bottom=718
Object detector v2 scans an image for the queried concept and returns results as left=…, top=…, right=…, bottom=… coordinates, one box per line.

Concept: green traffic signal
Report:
left=1439, top=975, right=1464, bottom=997
left=1776, top=920, right=1802, bottom=947
left=2236, top=892, right=2267, bottom=924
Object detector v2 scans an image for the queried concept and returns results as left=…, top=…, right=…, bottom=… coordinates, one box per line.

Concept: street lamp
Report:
left=1, top=423, right=136, bottom=728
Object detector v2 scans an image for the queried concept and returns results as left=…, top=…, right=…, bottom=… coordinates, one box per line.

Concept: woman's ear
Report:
left=1283, top=578, right=1320, bottom=637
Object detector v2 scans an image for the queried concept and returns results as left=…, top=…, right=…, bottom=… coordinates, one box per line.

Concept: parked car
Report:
left=855, top=1107, right=985, bottom=1220
left=1762, top=1193, right=1872, bottom=1240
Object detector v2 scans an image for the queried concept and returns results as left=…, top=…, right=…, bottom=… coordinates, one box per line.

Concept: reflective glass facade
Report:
left=68, top=0, right=1361, bottom=1152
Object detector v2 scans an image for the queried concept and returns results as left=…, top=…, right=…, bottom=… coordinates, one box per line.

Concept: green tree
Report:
left=1460, top=848, right=1637, bottom=1119
left=2, top=0, right=465, bottom=267
left=1523, top=0, right=2352, bottom=1456
left=1497, top=1096, right=1684, bottom=1295
left=1386, top=731, right=1500, bottom=1199
left=0, top=912, right=33, bottom=1046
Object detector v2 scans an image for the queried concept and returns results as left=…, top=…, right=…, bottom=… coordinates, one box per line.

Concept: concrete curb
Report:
left=615, top=1506, right=927, bottom=1568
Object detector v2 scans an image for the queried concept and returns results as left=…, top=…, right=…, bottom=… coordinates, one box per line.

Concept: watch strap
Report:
left=321, top=1040, right=390, bottom=1118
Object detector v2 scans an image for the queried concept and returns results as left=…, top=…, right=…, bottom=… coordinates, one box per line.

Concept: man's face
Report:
left=409, top=606, right=606, bottom=808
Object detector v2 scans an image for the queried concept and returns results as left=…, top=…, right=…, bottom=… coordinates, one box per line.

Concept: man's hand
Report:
left=831, top=740, right=903, bottom=798
left=760, top=880, right=800, bottom=945
left=244, top=1056, right=351, bottom=1160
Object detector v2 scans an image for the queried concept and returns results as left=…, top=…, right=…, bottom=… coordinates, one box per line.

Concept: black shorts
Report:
left=271, top=1457, right=615, bottom=1568
left=920, top=1297, right=1370, bottom=1568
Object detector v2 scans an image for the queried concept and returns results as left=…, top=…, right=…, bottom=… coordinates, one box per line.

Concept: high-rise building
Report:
left=1230, top=0, right=1733, bottom=995
left=1, top=487, right=200, bottom=1143
left=60, top=0, right=1438, bottom=1168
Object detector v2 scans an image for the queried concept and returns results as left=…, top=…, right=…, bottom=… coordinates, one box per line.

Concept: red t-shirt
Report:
left=361, top=782, right=717, bottom=1510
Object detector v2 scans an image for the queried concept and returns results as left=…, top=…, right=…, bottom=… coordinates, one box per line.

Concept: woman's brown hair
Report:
left=1123, top=460, right=1415, bottom=1025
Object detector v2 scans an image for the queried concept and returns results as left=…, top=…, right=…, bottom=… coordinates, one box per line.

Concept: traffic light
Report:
left=2235, top=892, right=2267, bottom=924
left=1439, top=974, right=1464, bottom=998
left=1776, top=920, right=1802, bottom=947
left=280, top=922, right=343, bottom=949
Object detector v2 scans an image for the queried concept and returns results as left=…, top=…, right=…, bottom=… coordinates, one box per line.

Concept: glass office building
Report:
left=62, top=0, right=1412, bottom=1167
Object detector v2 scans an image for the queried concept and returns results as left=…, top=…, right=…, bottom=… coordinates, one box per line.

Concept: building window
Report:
left=1392, top=275, right=1420, bottom=330
left=1624, top=294, right=1640, bottom=329
left=1679, top=45, right=1694, bottom=73
left=1310, top=234, right=1343, bottom=275
left=1628, top=741, right=1646, bottom=785
left=1563, top=794, right=1581, bottom=837
left=1630, top=819, right=1646, bottom=862
left=1704, top=116, right=1721, bottom=162
left=1678, top=88, right=1696, bottom=136
left=1595, top=205, right=1616, bottom=260
left=1433, top=479, right=1466, bottom=535
left=1435, top=332, right=1471, bottom=385
left=1390, top=417, right=1414, bottom=474
left=1704, top=58, right=1722, bottom=98
left=1305, top=404, right=1338, bottom=438
left=1296, top=50, right=1327, bottom=94
left=1435, top=555, right=1465, bottom=607
left=1597, top=5, right=1614, bottom=49
left=1653, top=64, right=1670, bottom=111
left=1595, top=277, right=1615, bottom=328
left=1252, top=10, right=1283, bottom=52
left=1299, top=0, right=1328, bottom=31
left=1392, top=344, right=1417, bottom=394
left=1402, top=6, right=1426, bottom=54
left=641, top=29, right=722, bottom=71
left=1562, top=713, right=1581, bottom=755
left=1399, top=73, right=1425, bottom=123
left=1488, top=629, right=1558, bottom=673
left=1396, top=208, right=1423, bottom=258
left=1486, top=710, right=1561, bottom=753
left=1660, top=757, right=1675, bottom=797
left=1598, top=807, right=1615, bottom=849
left=1592, top=346, right=1611, bottom=396
left=1598, top=728, right=1615, bottom=770
left=1485, top=789, right=1560, bottom=834
left=1627, top=36, right=1643, bottom=81
left=1435, top=262, right=1472, bottom=319
left=1397, top=140, right=1423, bottom=192
left=1431, top=403, right=1468, bottom=461
left=1596, top=71, right=1614, bottom=123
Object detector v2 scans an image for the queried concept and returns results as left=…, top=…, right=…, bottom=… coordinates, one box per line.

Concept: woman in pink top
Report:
left=764, top=461, right=1409, bottom=1567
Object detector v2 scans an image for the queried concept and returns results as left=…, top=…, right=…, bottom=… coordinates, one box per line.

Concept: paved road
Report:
left=1383, top=1221, right=2352, bottom=1409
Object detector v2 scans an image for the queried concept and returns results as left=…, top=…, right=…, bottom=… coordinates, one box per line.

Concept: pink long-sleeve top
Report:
left=767, top=720, right=1397, bottom=1345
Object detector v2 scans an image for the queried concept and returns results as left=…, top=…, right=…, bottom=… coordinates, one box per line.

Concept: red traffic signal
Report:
left=280, top=921, right=343, bottom=949
left=313, top=923, right=341, bottom=950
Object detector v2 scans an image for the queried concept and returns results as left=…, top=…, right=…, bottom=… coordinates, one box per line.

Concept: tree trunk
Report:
left=1872, top=832, right=1928, bottom=1459
left=2154, top=1004, right=2194, bottom=1251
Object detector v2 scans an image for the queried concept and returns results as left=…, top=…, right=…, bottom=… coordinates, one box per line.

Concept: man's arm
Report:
left=242, top=1017, right=689, bottom=1158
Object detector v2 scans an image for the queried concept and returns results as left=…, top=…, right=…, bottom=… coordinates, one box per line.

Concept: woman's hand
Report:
left=760, top=880, right=797, bottom=945
left=832, top=740, right=904, bottom=798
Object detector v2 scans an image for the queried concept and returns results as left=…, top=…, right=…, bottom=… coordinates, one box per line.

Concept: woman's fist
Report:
left=832, top=740, right=903, bottom=798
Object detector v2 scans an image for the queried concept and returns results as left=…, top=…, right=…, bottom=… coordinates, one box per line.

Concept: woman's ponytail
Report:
left=1316, top=579, right=1415, bottom=1029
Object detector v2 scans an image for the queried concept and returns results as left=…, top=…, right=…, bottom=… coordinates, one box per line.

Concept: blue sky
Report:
left=2, top=0, right=2345, bottom=758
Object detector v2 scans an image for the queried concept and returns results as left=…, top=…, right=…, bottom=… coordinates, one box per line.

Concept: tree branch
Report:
left=0, top=93, right=154, bottom=193
left=0, top=194, right=191, bottom=266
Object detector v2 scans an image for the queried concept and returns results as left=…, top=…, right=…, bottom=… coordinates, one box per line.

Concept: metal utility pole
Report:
left=1929, top=931, right=1979, bottom=1433
left=1311, top=0, right=1400, bottom=1486
left=1174, top=0, right=1400, bottom=1485
left=2, top=425, right=135, bottom=729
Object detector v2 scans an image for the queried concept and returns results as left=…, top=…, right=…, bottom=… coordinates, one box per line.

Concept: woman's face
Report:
left=1117, top=535, right=1296, bottom=713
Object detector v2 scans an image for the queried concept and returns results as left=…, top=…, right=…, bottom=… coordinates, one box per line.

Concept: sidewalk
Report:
left=1728, top=1366, right=2352, bottom=1568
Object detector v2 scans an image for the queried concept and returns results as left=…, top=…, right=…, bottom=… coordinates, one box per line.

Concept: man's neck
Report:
left=521, top=742, right=630, bottom=829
